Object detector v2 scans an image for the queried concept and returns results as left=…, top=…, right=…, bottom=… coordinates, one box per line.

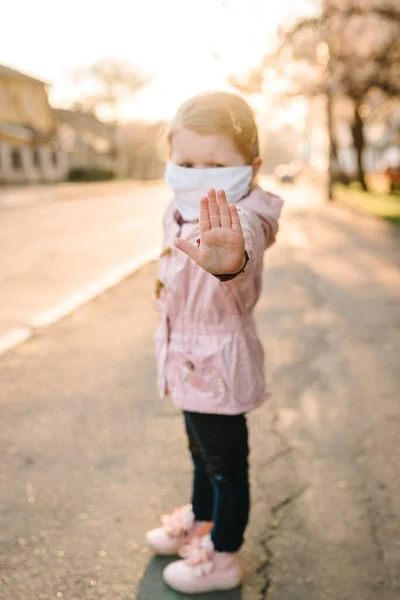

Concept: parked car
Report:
left=274, top=163, right=300, bottom=184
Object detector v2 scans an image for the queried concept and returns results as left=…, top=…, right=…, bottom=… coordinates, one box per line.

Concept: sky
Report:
left=0, top=0, right=315, bottom=121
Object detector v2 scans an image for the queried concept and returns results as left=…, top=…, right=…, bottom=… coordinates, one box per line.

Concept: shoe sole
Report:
left=163, top=575, right=242, bottom=594
left=146, top=542, right=180, bottom=557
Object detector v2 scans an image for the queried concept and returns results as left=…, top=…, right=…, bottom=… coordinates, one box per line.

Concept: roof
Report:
left=0, top=122, right=34, bottom=144
left=0, top=63, right=47, bottom=85
left=59, top=122, right=112, bottom=153
left=55, top=108, right=113, bottom=139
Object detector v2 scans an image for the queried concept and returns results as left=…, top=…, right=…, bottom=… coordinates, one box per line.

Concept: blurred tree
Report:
left=72, top=59, right=151, bottom=175
left=227, top=67, right=264, bottom=95
left=119, top=120, right=166, bottom=180
left=229, top=0, right=400, bottom=194
left=73, top=59, right=151, bottom=123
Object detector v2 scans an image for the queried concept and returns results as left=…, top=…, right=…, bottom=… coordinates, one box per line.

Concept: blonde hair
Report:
left=166, top=91, right=259, bottom=165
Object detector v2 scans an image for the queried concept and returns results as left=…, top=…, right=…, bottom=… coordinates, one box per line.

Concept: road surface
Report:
left=0, top=181, right=169, bottom=339
left=1, top=178, right=399, bottom=599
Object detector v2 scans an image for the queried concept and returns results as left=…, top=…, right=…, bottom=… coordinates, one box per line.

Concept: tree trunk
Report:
left=326, top=90, right=342, bottom=200
left=351, top=103, right=368, bottom=191
left=326, top=90, right=335, bottom=200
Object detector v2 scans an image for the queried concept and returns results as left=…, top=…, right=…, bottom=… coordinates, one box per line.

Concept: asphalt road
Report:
left=1, top=181, right=399, bottom=599
left=0, top=181, right=169, bottom=337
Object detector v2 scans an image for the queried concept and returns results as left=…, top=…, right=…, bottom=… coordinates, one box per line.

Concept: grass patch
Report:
left=334, top=184, right=400, bottom=228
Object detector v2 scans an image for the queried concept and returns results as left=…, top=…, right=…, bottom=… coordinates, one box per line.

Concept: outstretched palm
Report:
left=174, top=189, right=246, bottom=275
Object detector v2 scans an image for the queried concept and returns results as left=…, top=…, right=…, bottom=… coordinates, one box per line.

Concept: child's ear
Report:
left=252, top=157, right=262, bottom=178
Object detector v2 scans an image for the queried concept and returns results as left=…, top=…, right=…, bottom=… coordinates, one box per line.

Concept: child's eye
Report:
left=210, top=163, right=226, bottom=168
left=180, top=162, right=194, bottom=168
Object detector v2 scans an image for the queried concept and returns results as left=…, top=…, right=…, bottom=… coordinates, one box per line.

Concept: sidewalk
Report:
left=0, top=196, right=399, bottom=599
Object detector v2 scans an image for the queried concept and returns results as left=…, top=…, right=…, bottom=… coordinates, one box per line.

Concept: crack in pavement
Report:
left=258, top=446, right=294, bottom=470
left=257, top=486, right=309, bottom=599
left=270, top=485, right=309, bottom=517
left=256, top=539, right=273, bottom=600
left=270, top=411, right=299, bottom=454
left=365, top=493, right=384, bottom=565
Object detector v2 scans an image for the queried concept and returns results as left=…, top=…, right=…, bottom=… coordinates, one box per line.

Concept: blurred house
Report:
left=55, top=108, right=117, bottom=173
left=0, top=64, right=68, bottom=184
left=118, top=120, right=165, bottom=180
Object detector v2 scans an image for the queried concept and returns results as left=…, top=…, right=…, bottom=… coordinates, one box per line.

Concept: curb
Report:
left=0, top=246, right=160, bottom=357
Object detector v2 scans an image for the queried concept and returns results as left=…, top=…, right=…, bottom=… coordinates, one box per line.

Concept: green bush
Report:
left=390, top=180, right=400, bottom=195
left=68, top=167, right=116, bottom=182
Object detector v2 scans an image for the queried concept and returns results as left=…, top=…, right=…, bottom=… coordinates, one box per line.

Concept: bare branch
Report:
left=73, top=59, right=151, bottom=121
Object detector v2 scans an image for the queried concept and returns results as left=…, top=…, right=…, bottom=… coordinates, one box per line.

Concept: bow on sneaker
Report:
left=163, top=534, right=242, bottom=595
left=179, top=535, right=215, bottom=577
left=161, top=504, right=195, bottom=537
left=146, top=504, right=196, bottom=555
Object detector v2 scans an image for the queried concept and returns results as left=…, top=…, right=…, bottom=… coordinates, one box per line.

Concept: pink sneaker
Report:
left=163, top=535, right=242, bottom=594
left=146, top=504, right=197, bottom=556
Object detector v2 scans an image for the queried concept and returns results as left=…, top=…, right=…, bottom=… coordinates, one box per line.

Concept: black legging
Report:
left=184, top=411, right=250, bottom=553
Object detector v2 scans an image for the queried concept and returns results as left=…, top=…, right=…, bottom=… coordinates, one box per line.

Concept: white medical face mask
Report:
left=165, top=162, right=253, bottom=221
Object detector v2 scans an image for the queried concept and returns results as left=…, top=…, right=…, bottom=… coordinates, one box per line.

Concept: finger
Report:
left=207, top=188, right=220, bottom=228
left=173, top=238, right=201, bottom=264
left=199, top=196, right=211, bottom=235
left=229, top=205, right=243, bottom=235
left=217, top=189, right=232, bottom=228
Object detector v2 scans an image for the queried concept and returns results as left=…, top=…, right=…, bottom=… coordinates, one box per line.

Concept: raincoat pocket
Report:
left=166, top=339, right=228, bottom=406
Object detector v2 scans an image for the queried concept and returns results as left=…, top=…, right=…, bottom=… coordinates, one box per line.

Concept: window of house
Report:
left=48, top=141, right=58, bottom=167
left=32, top=148, right=40, bottom=168
left=11, top=148, right=22, bottom=170
left=33, top=147, right=41, bottom=168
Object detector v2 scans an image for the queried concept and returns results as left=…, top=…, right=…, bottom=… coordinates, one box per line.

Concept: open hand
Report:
left=174, top=189, right=246, bottom=275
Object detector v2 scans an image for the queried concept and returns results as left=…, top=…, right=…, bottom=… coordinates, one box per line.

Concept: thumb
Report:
left=174, top=238, right=201, bottom=264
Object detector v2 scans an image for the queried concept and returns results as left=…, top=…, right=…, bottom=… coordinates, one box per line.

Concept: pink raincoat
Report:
left=154, top=186, right=283, bottom=415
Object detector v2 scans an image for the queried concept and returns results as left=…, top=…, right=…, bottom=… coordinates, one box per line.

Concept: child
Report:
left=147, top=91, right=283, bottom=594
